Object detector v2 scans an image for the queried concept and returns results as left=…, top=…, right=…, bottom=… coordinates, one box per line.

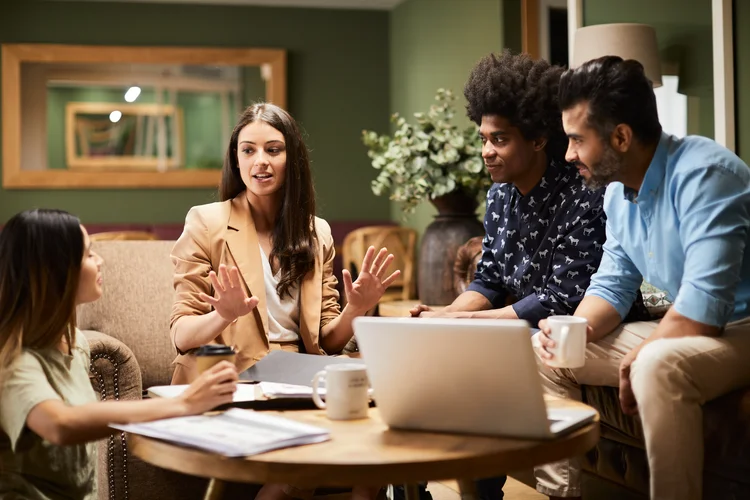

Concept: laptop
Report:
left=352, top=316, right=597, bottom=439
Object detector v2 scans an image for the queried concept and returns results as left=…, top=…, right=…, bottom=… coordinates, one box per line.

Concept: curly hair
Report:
left=464, top=50, right=567, bottom=162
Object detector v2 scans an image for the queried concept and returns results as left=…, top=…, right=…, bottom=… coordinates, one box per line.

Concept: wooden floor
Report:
left=427, top=478, right=545, bottom=500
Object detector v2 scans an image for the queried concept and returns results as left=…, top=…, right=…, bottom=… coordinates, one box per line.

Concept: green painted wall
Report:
left=736, top=0, right=749, bottom=160
left=388, top=0, right=504, bottom=234
left=584, top=0, right=715, bottom=138
left=503, top=0, right=523, bottom=55
left=0, top=1, right=390, bottom=223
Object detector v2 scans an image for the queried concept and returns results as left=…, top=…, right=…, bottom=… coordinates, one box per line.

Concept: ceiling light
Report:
left=109, top=110, right=122, bottom=123
left=124, top=86, right=141, bottom=102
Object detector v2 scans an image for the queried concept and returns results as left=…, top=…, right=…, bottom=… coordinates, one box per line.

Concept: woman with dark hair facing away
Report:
left=0, top=209, right=238, bottom=499
left=170, top=103, right=397, bottom=500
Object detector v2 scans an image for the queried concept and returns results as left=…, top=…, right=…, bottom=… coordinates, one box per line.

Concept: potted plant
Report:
left=362, top=89, right=492, bottom=305
left=362, top=88, right=491, bottom=216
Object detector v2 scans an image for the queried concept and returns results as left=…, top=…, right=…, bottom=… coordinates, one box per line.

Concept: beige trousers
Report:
left=535, top=318, right=750, bottom=499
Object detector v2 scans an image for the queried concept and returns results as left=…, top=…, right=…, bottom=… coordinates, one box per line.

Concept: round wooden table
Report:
left=129, top=400, right=599, bottom=500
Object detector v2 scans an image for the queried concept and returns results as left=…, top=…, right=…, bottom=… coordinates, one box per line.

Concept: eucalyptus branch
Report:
left=362, top=89, right=491, bottom=216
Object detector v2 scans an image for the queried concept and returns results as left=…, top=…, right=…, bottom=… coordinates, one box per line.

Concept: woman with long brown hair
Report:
left=169, top=102, right=399, bottom=385
left=170, top=102, right=395, bottom=500
left=0, top=209, right=237, bottom=499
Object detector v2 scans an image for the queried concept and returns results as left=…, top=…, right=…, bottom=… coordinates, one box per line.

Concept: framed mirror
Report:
left=1, top=44, right=286, bottom=188
left=66, top=102, right=184, bottom=171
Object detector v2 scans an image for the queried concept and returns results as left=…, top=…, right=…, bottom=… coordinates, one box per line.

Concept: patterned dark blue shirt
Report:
left=467, top=160, right=607, bottom=326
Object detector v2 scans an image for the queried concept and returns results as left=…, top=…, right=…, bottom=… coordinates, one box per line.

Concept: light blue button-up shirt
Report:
left=586, top=132, right=750, bottom=327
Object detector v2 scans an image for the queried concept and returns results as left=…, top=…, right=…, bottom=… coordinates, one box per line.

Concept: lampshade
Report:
left=572, top=23, right=662, bottom=88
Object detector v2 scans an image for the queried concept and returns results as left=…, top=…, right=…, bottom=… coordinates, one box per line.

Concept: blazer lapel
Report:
left=224, top=194, right=269, bottom=336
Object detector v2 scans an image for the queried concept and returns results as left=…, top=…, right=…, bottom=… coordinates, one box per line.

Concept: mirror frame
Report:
left=1, top=43, right=286, bottom=189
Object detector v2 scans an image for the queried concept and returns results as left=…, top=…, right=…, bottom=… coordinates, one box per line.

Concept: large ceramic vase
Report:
left=418, top=189, right=484, bottom=305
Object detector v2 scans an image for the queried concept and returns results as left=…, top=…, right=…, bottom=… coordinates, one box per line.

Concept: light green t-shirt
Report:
left=0, top=330, right=98, bottom=500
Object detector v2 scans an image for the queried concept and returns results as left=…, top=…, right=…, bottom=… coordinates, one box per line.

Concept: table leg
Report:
left=457, top=479, right=478, bottom=500
left=203, top=478, right=226, bottom=500
left=403, top=483, right=420, bottom=500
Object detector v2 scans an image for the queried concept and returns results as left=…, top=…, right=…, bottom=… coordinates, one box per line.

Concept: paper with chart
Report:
left=110, top=408, right=331, bottom=457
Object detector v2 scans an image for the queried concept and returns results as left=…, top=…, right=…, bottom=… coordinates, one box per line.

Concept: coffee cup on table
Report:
left=311, top=364, right=369, bottom=420
left=195, top=344, right=237, bottom=374
left=545, top=316, right=587, bottom=369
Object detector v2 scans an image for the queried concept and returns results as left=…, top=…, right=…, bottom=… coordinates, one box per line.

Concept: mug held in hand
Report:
left=546, top=316, right=587, bottom=369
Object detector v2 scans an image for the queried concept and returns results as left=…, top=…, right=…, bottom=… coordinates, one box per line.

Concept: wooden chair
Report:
left=340, top=225, right=417, bottom=304
left=90, top=231, right=159, bottom=241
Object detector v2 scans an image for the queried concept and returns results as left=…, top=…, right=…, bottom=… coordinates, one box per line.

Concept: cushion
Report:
left=77, top=240, right=178, bottom=389
left=640, top=282, right=672, bottom=318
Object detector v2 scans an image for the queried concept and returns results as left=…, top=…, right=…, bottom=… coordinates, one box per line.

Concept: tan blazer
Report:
left=169, top=193, right=341, bottom=384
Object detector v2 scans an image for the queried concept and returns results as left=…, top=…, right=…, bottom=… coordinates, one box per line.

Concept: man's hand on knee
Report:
left=619, top=350, right=639, bottom=415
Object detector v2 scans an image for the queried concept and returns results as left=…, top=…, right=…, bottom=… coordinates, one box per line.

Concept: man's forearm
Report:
left=436, top=294, right=516, bottom=319
left=433, top=305, right=518, bottom=319
left=574, top=295, right=624, bottom=342
left=463, top=305, right=518, bottom=319
left=443, top=291, right=493, bottom=313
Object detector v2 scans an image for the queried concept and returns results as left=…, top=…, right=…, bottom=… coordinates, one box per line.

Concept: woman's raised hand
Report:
left=343, top=246, right=401, bottom=314
left=199, top=264, right=260, bottom=322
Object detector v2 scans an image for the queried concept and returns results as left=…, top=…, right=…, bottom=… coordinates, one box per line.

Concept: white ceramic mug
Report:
left=545, top=316, right=588, bottom=368
left=311, top=364, right=369, bottom=420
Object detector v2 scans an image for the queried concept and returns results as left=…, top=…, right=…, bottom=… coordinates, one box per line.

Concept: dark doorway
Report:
left=549, top=7, right=569, bottom=67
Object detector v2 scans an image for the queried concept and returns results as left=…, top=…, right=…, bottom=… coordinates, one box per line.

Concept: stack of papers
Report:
left=110, top=408, right=330, bottom=457
left=147, top=382, right=320, bottom=401
left=148, top=383, right=257, bottom=402
left=148, top=382, right=371, bottom=402
left=259, top=382, right=320, bottom=398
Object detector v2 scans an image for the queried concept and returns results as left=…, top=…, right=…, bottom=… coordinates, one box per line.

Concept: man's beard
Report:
left=582, top=145, right=625, bottom=190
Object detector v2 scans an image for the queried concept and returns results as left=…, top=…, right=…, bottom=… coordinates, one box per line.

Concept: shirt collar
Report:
left=623, top=131, right=670, bottom=202
left=517, top=158, right=564, bottom=198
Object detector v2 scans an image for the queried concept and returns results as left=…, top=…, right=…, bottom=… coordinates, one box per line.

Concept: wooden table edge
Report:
left=128, top=421, right=600, bottom=488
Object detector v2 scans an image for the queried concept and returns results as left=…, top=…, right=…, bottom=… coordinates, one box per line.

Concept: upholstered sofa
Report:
left=454, top=236, right=750, bottom=499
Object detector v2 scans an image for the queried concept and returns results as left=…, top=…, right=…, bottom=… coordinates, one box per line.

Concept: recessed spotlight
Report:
left=109, top=110, right=122, bottom=123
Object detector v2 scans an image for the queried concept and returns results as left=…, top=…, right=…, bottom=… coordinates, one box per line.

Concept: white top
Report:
left=259, top=245, right=301, bottom=342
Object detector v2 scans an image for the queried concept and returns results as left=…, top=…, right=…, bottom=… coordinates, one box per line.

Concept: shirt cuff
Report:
left=673, top=282, right=732, bottom=327
left=511, top=294, right=551, bottom=328
left=467, top=280, right=507, bottom=308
